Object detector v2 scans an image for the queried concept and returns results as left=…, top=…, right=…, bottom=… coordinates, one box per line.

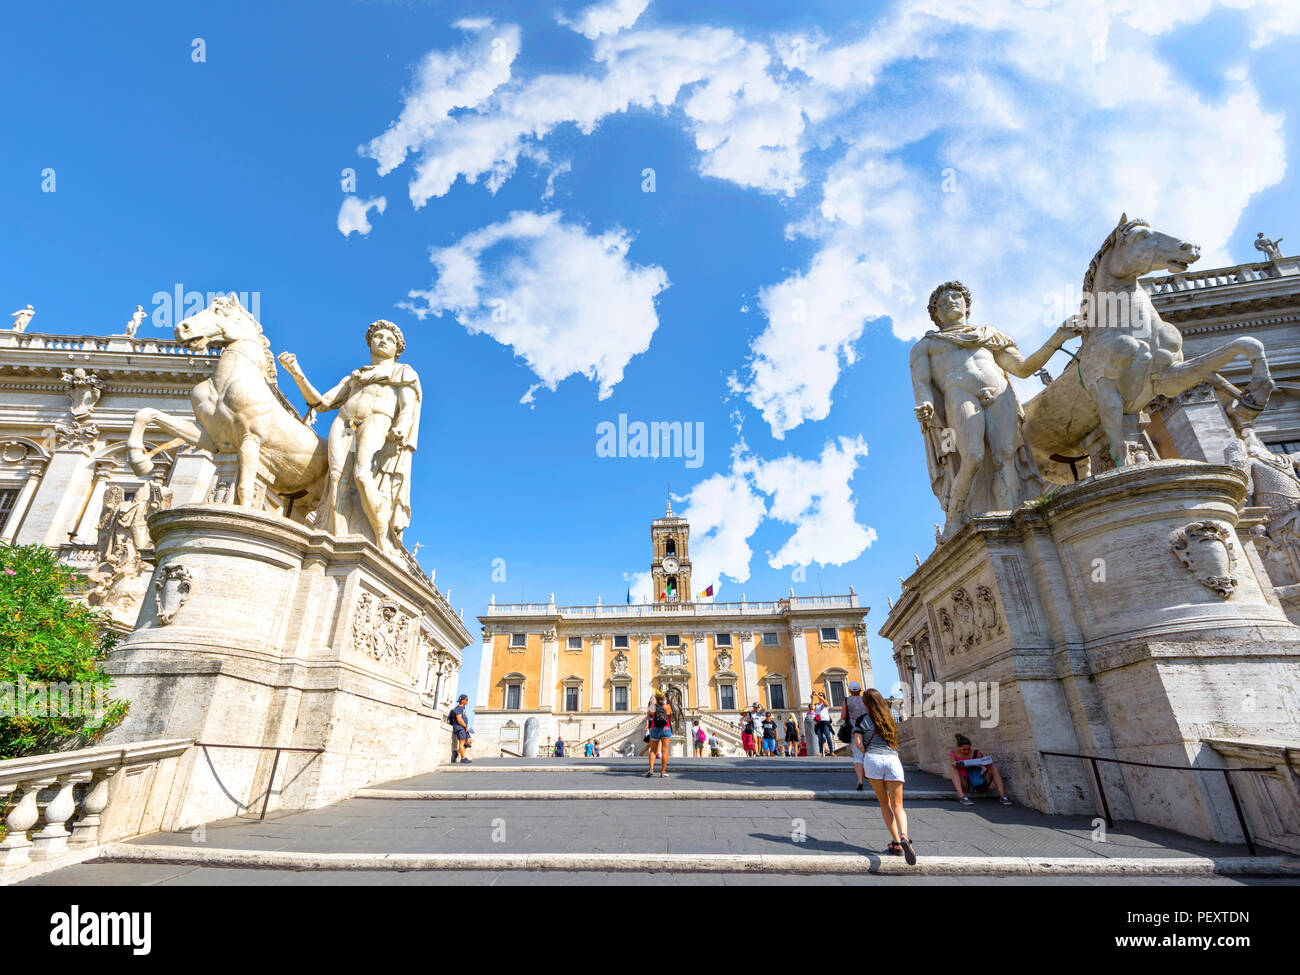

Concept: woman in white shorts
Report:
left=853, top=688, right=915, bottom=864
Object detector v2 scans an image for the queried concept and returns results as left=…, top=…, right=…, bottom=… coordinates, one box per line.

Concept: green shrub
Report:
left=0, top=543, right=128, bottom=759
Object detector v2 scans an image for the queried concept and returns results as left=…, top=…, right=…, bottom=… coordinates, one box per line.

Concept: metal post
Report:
left=260, top=748, right=282, bottom=821
left=1222, top=769, right=1256, bottom=856
left=1089, top=757, right=1113, bottom=829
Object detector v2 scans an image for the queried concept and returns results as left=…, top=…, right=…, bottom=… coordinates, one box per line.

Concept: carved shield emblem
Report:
left=153, top=564, right=193, bottom=624
left=1170, top=521, right=1238, bottom=598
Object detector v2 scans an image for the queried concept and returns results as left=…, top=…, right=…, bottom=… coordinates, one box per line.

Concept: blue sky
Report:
left=3, top=0, right=1298, bottom=697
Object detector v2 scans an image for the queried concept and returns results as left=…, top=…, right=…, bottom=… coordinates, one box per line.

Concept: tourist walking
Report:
left=811, top=693, right=835, bottom=756
left=692, top=718, right=707, bottom=756
left=760, top=712, right=778, bottom=756
left=741, top=709, right=758, bottom=757
left=854, top=687, right=915, bottom=864
left=646, top=689, right=673, bottom=777
left=449, top=694, right=472, bottom=764
left=784, top=713, right=799, bottom=756
left=840, top=682, right=869, bottom=790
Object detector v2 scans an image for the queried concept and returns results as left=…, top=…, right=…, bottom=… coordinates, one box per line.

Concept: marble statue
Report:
left=278, top=320, right=421, bottom=556
left=911, top=281, right=1073, bottom=535
left=86, top=480, right=174, bottom=618
left=1254, top=232, right=1284, bottom=262
left=125, top=304, right=147, bottom=337
left=1021, top=215, right=1274, bottom=478
left=10, top=305, right=34, bottom=333
left=126, top=293, right=328, bottom=513
left=1226, top=426, right=1300, bottom=587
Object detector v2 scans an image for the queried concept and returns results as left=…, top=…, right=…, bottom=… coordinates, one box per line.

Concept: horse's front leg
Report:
left=235, top=434, right=264, bottom=507
left=127, top=408, right=208, bottom=475
left=1154, top=337, right=1273, bottom=405
left=1092, top=380, right=1128, bottom=467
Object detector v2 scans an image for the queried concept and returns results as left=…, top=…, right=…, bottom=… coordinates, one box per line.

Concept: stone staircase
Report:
left=19, top=757, right=1297, bottom=885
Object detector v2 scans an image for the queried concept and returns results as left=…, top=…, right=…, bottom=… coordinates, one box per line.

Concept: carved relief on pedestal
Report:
left=351, top=591, right=413, bottom=668
left=931, top=579, right=1004, bottom=656
left=153, top=564, right=193, bottom=625
left=86, top=481, right=174, bottom=621
left=1170, top=521, right=1238, bottom=598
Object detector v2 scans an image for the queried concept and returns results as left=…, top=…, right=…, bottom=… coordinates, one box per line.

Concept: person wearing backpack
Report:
left=854, top=687, right=916, bottom=864
left=840, top=682, right=870, bottom=790
left=449, top=694, right=472, bottom=764
left=949, top=734, right=1012, bottom=805
left=692, top=718, right=707, bottom=757
left=646, top=689, right=674, bottom=777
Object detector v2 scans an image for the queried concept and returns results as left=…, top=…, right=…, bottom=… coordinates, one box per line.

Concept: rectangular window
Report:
left=768, top=684, right=786, bottom=711
left=1268, top=440, right=1300, bottom=455
left=820, top=626, right=838, bottom=642
left=613, top=634, right=629, bottom=649
left=718, top=684, right=736, bottom=710
left=0, top=488, right=19, bottom=528
left=715, top=633, right=732, bottom=647
left=565, top=687, right=580, bottom=711
left=505, top=685, right=521, bottom=709
left=510, top=633, right=527, bottom=648
left=567, top=636, right=582, bottom=651
left=762, top=631, right=779, bottom=647
left=827, top=680, right=846, bottom=707
left=614, top=686, right=629, bottom=711
left=665, top=634, right=681, bottom=647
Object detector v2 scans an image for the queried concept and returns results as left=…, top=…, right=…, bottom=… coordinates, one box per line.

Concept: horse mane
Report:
left=214, top=297, right=310, bottom=425
left=1079, top=216, right=1150, bottom=331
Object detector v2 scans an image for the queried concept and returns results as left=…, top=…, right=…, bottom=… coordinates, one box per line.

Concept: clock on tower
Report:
left=651, top=500, right=692, bottom=602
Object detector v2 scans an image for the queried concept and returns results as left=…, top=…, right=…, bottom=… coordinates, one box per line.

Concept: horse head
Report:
left=175, top=293, right=277, bottom=381
left=1090, top=213, right=1201, bottom=287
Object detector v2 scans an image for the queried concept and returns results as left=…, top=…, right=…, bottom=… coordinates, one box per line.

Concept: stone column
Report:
left=0, top=462, right=46, bottom=542
left=589, top=636, right=604, bottom=710
left=739, top=631, right=758, bottom=709
left=854, top=624, right=872, bottom=687
left=540, top=627, right=558, bottom=710
left=692, top=632, right=709, bottom=709
left=20, top=448, right=95, bottom=546
left=1155, top=382, right=1239, bottom=464
left=790, top=627, right=812, bottom=706
left=636, top=633, right=651, bottom=712
left=475, top=628, right=494, bottom=708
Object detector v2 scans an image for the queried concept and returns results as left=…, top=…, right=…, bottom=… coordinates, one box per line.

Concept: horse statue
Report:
left=1021, top=214, right=1274, bottom=479
left=127, top=293, right=328, bottom=514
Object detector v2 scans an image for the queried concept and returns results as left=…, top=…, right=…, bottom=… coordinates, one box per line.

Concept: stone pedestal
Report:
left=882, top=462, right=1300, bottom=844
left=103, top=503, right=471, bottom=828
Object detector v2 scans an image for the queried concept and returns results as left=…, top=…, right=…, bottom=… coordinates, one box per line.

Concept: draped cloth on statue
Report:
left=918, top=325, right=1042, bottom=523
left=350, top=360, right=421, bottom=548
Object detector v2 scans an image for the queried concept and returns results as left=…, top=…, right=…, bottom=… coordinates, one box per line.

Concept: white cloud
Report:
left=671, top=436, right=876, bottom=589
left=402, top=210, right=669, bottom=401
left=558, top=0, right=652, bottom=40
left=337, top=195, right=387, bottom=237
left=738, top=436, right=877, bottom=569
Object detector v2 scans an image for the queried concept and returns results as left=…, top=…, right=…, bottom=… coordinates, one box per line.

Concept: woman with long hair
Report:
left=645, top=689, right=673, bottom=778
left=854, top=687, right=915, bottom=864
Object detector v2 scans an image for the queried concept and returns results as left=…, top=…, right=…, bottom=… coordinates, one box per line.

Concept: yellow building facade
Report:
left=473, top=505, right=871, bottom=756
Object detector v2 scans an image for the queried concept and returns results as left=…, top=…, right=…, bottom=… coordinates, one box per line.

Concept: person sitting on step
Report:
left=949, top=733, right=1012, bottom=805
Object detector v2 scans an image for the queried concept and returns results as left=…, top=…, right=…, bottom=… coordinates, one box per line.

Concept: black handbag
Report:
left=837, top=719, right=853, bottom=744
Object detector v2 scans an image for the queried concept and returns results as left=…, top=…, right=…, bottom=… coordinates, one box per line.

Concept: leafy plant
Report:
left=0, top=543, right=128, bottom=759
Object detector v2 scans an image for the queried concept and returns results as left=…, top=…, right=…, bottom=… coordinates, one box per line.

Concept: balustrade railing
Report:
left=486, top=594, right=857, bottom=618
left=1, top=738, right=192, bottom=876
left=0, top=331, right=219, bottom=356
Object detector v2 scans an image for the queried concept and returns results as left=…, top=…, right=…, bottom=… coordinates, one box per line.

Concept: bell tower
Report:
left=651, top=500, right=691, bottom=602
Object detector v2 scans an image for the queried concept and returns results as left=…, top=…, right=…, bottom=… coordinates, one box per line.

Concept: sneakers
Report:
left=899, top=834, right=917, bottom=865
left=958, top=795, right=974, bottom=805
left=999, top=795, right=1013, bottom=806
left=460, top=758, right=471, bottom=764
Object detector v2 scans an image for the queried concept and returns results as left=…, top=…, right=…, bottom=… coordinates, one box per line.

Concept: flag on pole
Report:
left=626, top=588, right=632, bottom=604
left=697, top=584, right=714, bottom=599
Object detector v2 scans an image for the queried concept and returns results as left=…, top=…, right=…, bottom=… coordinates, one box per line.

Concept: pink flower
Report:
left=3, top=568, right=14, bottom=575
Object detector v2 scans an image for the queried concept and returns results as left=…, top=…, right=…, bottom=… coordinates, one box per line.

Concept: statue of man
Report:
left=1226, top=425, right=1300, bottom=585
left=278, top=320, right=420, bottom=556
left=125, top=304, right=147, bottom=337
left=10, top=304, right=34, bottom=332
left=1254, top=232, right=1284, bottom=262
left=911, top=281, right=1077, bottom=536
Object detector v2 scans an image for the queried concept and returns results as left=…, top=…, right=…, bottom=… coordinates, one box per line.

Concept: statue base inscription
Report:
left=882, top=461, right=1300, bottom=846
left=101, top=503, right=471, bottom=828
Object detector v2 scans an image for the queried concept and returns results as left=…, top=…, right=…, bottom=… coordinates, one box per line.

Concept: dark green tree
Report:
left=0, top=543, right=128, bottom=758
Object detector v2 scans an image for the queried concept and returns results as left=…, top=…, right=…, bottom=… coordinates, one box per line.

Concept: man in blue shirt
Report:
left=449, top=695, right=471, bottom=764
